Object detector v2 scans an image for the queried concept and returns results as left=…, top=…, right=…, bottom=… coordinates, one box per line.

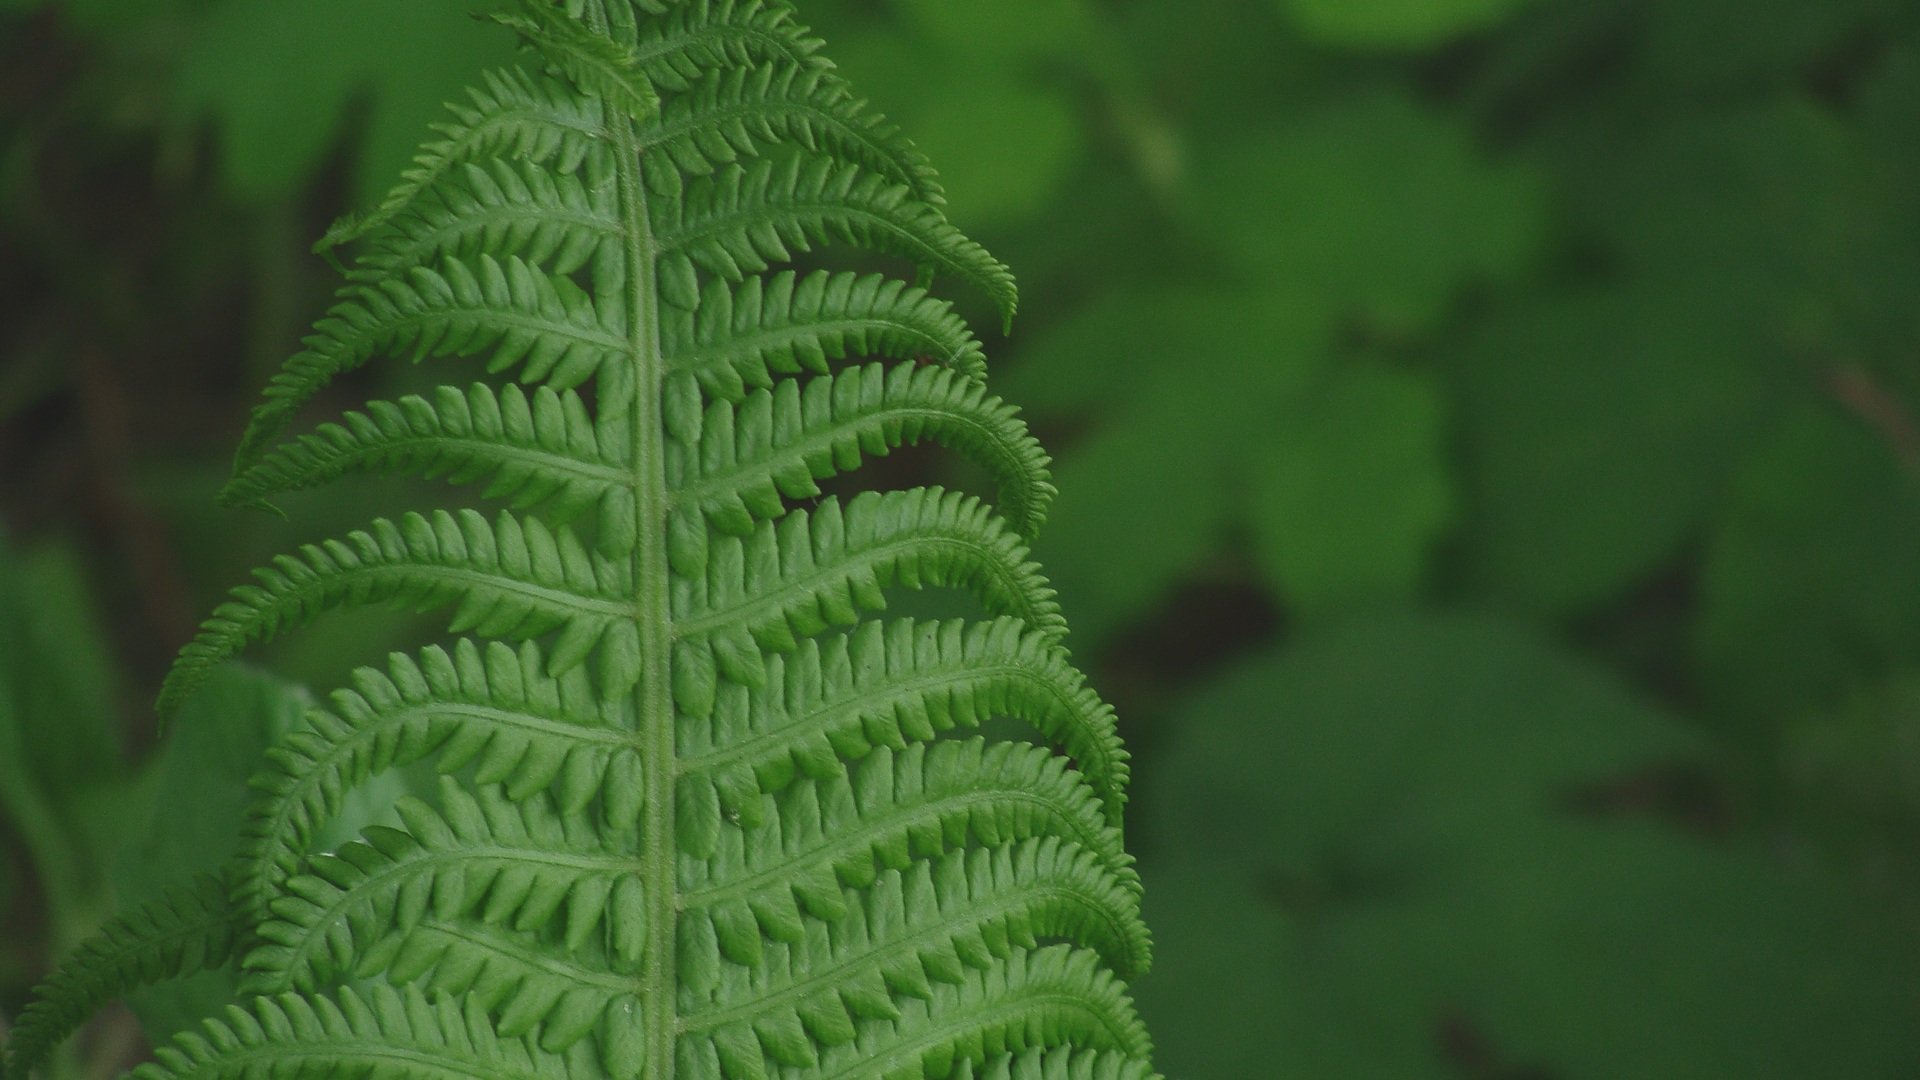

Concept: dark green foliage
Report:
left=1140, top=615, right=1918, bottom=1078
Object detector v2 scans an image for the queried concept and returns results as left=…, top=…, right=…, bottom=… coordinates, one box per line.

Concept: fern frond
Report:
left=624, top=0, right=825, bottom=89
left=493, top=0, right=661, bottom=124
left=664, top=270, right=987, bottom=397
left=352, top=158, right=622, bottom=281
left=35, top=3, right=1158, bottom=1077
left=668, top=362, right=1053, bottom=540
left=372, top=919, right=631, bottom=1049
left=675, top=848, right=1144, bottom=1078
left=3, top=874, right=238, bottom=1080
left=656, top=155, right=1014, bottom=315
left=159, top=509, right=637, bottom=718
left=236, top=638, right=636, bottom=929
left=669, top=489, right=1064, bottom=658
left=683, top=739, right=1139, bottom=923
left=673, top=619, right=1128, bottom=832
left=682, top=840, right=1151, bottom=1025
left=318, top=66, right=608, bottom=254
left=221, top=382, right=621, bottom=516
left=125, top=986, right=595, bottom=1080
left=236, top=254, right=625, bottom=466
left=956, top=1047, right=1162, bottom=1080
left=650, top=61, right=943, bottom=206
left=245, top=783, right=632, bottom=995
left=710, top=945, right=1149, bottom=1080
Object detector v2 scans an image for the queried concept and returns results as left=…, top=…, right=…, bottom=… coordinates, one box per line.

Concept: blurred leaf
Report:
left=1696, top=399, right=1920, bottom=723
left=0, top=543, right=123, bottom=788
left=111, top=663, right=305, bottom=1039
left=1642, top=0, right=1891, bottom=89
left=1023, top=292, right=1452, bottom=635
left=0, top=537, right=133, bottom=948
left=889, top=0, right=1088, bottom=64
left=1036, top=368, right=1242, bottom=649
left=1138, top=612, right=1920, bottom=1079
left=1782, top=675, right=1920, bottom=887
left=1247, top=364, right=1453, bottom=611
left=172, top=0, right=517, bottom=202
left=115, top=662, right=412, bottom=1040
left=1280, top=0, right=1537, bottom=49
left=826, top=26, right=1084, bottom=227
left=1562, top=103, right=1868, bottom=324
left=1448, top=286, right=1784, bottom=615
left=1023, top=288, right=1331, bottom=645
left=1188, top=90, right=1545, bottom=335
left=1117, top=0, right=1315, bottom=140
left=1004, top=288, right=1327, bottom=414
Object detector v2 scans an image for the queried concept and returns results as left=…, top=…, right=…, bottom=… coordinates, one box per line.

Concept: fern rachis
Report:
left=3, top=2, right=1155, bottom=1078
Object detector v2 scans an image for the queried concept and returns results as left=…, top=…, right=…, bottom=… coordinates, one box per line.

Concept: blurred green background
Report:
left=5, top=0, right=1920, bottom=1076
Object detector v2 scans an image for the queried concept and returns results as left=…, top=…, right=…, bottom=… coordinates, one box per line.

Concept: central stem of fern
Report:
left=602, top=17, right=678, bottom=1080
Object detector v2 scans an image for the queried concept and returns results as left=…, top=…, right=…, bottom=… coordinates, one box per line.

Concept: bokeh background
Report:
left=5, top=0, right=1920, bottom=1076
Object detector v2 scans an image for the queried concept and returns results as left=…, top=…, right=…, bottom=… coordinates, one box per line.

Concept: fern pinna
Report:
left=4, top=2, right=1155, bottom=1079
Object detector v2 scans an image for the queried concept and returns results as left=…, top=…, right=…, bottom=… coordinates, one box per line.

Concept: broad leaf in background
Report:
left=1136, top=613, right=1920, bottom=1079
left=1696, top=400, right=1920, bottom=726
left=1448, top=286, right=1784, bottom=616
left=1014, top=289, right=1327, bottom=643
left=889, top=0, right=1086, bottom=65
left=1782, top=675, right=1920, bottom=889
left=1018, top=290, right=1455, bottom=640
left=0, top=539, right=136, bottom=953
left=1188, top=90, right=1545, bottom=337
left=172, top=0, right=516, bottom=201
left=821, top=2, right=1086, bottom=227
left=1562, top=102, right=1869, bottom=329
left=1246, top=364, right=1452, bottom=610
left=1279, top=0, right=1537, bottom=50
left=113, top=663, right=413, bottom=1042
left=1642, top=0, right=1897, bottom=89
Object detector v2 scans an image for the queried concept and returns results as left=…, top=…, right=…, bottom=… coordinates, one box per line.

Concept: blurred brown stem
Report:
left=1828, top=363, right=1920, bottom=476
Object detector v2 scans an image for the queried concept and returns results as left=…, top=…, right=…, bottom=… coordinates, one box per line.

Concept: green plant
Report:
left=2, top=2, right=1154, bottom=1077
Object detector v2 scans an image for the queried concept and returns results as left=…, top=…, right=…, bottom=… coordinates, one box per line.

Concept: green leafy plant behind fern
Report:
left=2, top=2, right=1154, bottom=1077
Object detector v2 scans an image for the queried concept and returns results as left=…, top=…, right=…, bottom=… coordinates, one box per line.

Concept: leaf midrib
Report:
left=602, top=4, right=680, bottom=1074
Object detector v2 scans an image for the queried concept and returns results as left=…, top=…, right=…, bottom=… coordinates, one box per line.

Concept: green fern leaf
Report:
left=665, top=270, right=988, bottom=397
left=316, top=65, right=608, bottom=255
left=4, top=874, right=239, bottom=1080
left=493, top=0, right=663, bottom=124
left=126, top=985, right=598, bottom=1080
left=667, top=362, right=1055, bottom=540
left=652, top=153, right=1013, bottom=313
left=650, top=61, right=944, bottom=206
left=10, top=3, right=1157, bottom=1078
left=221, top=381, right=622, bottom=515
left=351, top=157, right=623, bottom=279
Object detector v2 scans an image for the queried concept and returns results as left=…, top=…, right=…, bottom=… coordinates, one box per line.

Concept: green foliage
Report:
left=6, top=2, right=1151, bottom=1079
left=1138, top=614, right=1919, bottom=1078
left=1188, top=90, right=1544, bottom=335
left=1446, top=286, right=1783, bottom=615
left=1280, top=0, right=1537, bottom=48
left=9, top=0, right=1920, bottom=1076
left=173, top=0, right=520, bottom=202
left=1697, top=401, right=1920, bottom=722
left=0, top=541, right=138, bottom=954
left=0, top=540, right=151, bottom=1080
